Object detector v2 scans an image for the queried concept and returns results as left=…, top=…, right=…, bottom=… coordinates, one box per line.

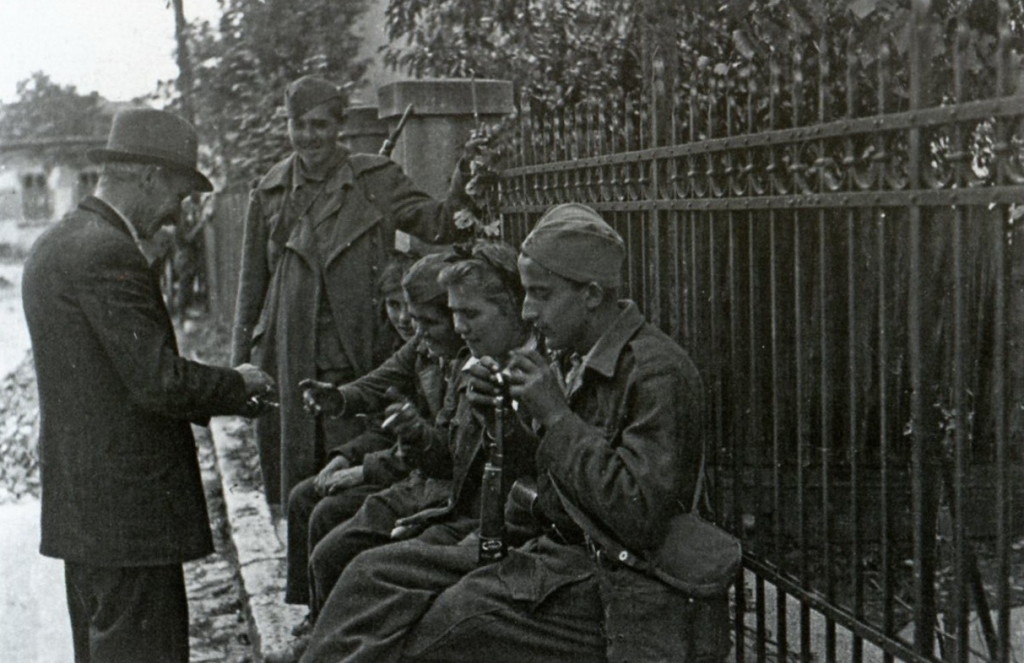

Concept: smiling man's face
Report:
left=288, top=103, right=342, bottom=173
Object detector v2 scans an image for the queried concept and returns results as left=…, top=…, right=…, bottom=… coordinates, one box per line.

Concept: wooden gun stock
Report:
left=378, top=103, right=415, bottom=158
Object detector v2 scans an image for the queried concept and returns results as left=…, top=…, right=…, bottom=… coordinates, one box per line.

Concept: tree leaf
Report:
left=847, top=0, right=878, bottom=20
left=732, top=29, right=756, bottom=60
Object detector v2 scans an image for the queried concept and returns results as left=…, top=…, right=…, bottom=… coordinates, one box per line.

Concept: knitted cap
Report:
left=520, top=203, right=624, bottom=287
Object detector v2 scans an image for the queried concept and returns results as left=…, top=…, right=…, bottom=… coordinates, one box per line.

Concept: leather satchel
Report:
left=549, top=452, right=742, bottom=598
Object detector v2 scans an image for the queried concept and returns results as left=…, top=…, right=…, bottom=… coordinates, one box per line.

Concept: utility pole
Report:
left=170, top=0, right=197, bottom=125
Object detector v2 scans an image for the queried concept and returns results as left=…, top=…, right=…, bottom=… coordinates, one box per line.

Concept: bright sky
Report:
left=0, top=0, right=222, bottom=104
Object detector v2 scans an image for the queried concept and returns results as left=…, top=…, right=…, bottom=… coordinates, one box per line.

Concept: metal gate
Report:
left=498, top=3, right=1023, bottom=662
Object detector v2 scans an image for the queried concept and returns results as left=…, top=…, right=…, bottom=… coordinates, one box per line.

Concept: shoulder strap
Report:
left=691, top=451, right=708, bottom=513
left=546, top=471, right=648, bottom=571
left=548, top=441, right=710, bottom=566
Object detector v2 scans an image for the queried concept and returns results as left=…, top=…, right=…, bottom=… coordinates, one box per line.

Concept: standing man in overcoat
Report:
left=22, top=108, right=276, bottom=663
left=230, top=75, right=474, bottom=508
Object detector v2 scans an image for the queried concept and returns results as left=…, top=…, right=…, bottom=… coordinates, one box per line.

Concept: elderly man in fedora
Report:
left=22, top=108, right=276, bottom=663
left=231, top=75, right=476, bottom=514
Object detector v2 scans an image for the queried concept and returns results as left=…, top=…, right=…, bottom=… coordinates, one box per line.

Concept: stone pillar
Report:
left=340, top=105, right=389, bottom=155
left=377, top=79, right=514, bottom=199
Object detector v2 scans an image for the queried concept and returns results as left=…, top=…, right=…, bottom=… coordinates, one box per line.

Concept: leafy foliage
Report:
left=162, top=0, right=372, bottom=184
left=381, top=0, right=1024, bottom=146
left=0, top=72, right=109, bottom=142
left=687, top=0, right=1024, bottom=131
left=383, top=0, right=643, bottom=115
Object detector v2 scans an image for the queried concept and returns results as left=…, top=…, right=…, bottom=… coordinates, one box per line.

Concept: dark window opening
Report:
left=77, top=170, right=99, bottom=199
left=21, top=172, right=51, bottom=220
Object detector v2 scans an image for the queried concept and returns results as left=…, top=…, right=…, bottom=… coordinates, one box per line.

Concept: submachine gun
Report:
left=478, top=374, right=509, bottom=564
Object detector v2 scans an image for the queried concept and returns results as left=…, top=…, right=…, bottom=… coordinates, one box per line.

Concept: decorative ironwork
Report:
left=499, top=4, right=1024, bottom=663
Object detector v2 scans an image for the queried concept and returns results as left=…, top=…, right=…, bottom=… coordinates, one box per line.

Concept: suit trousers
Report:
left=301, top=536, right=606, bottom=663
left=307, top=476, right=453, bottom=619
left=64, top=561, right=189, bottom=663
left=285, top=476, right=384, bottom=604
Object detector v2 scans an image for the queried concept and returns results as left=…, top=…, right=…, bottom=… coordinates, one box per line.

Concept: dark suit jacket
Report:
left=22, top=196, right=251, bottom=566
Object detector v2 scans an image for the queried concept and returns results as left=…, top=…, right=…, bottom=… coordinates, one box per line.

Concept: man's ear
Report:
left=581, top=281, right=605, bottom=310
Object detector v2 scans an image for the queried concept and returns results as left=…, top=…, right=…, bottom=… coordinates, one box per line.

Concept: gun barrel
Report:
left=378, top=103, right=415, bottom=157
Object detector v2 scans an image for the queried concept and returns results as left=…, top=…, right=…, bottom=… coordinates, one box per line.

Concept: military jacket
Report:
left=506, top=301, right=711, bottom=662
left=230, top=151, right=469, bottom=503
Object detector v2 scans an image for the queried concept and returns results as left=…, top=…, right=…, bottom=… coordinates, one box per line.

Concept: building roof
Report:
left=0, top=135, right=106, bottom=155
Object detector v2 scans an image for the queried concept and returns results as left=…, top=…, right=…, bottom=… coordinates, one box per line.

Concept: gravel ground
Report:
left=187, top=423, right=255, bottom=663
left=181, top=316, right=256, bottom=662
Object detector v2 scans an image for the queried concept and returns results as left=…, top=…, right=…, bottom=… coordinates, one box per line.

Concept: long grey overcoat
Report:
left=230, top=152, right=467, bottom=505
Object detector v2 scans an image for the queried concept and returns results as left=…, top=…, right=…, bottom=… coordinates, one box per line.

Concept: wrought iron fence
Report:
left=499, top=4, right=1023, bottom=663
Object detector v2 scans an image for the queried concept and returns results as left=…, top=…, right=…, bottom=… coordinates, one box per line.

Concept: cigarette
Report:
left=248, top=395, right=279, bottom=408
left=381, top=401, right=414, bottom=430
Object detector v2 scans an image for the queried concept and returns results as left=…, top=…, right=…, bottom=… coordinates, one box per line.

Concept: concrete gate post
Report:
left=377, top=79, right=514, bottom=199
left=341, top=105, right=390, bottom=155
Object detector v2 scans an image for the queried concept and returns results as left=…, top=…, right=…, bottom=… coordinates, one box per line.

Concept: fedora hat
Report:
left=88, top=108, right=213, bottom=192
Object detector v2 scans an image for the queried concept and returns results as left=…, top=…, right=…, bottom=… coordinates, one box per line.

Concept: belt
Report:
left=542, top=519, right=587, bottom=546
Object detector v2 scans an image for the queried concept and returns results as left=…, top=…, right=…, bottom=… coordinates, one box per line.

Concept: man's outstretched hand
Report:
left=235, top=363, right=277, bottom=416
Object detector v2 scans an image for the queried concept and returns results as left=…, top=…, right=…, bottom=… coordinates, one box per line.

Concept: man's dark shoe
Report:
left=291, top=613, right=314, bottom=637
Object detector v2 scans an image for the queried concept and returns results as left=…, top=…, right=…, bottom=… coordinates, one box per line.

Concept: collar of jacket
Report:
left=256, top=151, right=396, bottom=191
left=292, top=149, right=348, bottom=187
left=80, top=196, right=132, bottom=237
left=576, top=300, right=645, bottom=380
left=81, top=196, right=168, bottom=268
left=256, top=152, right=354, bottom=193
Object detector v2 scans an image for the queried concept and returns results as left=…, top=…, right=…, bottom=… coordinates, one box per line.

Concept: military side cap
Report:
left=402, top=252, right=449, bottom=305
left=285, top=75, right=343, bottom=119
left=521, top=203, right=625, bottom=287
left=88, top=108, right=213, bottom=192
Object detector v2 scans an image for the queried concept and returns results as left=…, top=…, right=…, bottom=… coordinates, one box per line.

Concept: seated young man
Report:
left=300, top=204, right=722, bottom=663
left=303, top=240, right=540, bottom=635
left=284, top=253, right=461, bottom=614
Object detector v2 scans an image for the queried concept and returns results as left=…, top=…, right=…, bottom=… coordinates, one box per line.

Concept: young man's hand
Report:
left=299, top=378, right=344, bottom=416
left=462, top=356, right=505, bottom=409
left=505, top=349, right=570, bottom=430
left=314, top=455, right=352, bottom=496
left=381, top=401, right=426, bottom=445
left=321, top=465, right=365, bottom=496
